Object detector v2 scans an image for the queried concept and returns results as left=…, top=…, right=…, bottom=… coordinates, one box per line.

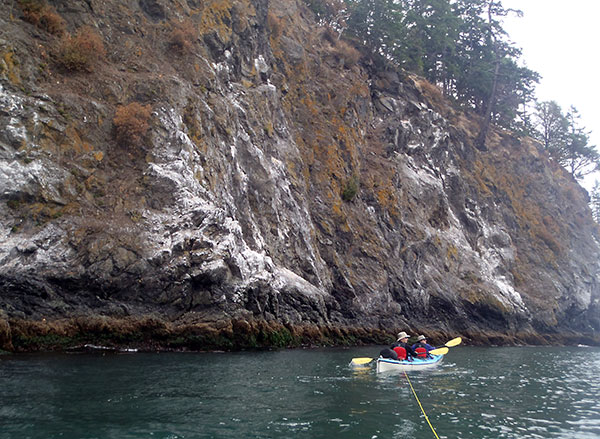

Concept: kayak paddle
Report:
left=428, top=347, right=449, bottom=355
left=350, top=357, right=373, bottom=366
left=442, top=337, right=462, bottom=348
left=428, top=337, right=461, bottom=355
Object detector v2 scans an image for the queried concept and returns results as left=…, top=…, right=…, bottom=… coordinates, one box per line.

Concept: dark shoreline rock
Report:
left=4, top=315, right=599, bottom=353
left=0, top=310, right=13, bottom=351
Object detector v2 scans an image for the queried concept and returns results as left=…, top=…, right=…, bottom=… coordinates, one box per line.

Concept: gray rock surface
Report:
left=0, top=0, right=598, bottom=349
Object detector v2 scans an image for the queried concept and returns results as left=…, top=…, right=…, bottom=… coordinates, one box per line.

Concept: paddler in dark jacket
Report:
left=391, top=331, right=419, bottom=360
left=412, top=335, right=435, bottom=352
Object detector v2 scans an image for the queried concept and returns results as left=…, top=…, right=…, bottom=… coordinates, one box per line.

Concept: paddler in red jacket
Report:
left=391, top=331, right=419, bottom=360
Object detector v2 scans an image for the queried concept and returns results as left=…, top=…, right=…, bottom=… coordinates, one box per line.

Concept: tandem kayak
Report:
left=376, top=354, right=443, bottom=373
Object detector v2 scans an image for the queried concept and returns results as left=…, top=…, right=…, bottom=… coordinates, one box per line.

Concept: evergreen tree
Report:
left=342, top=0, right=545, bottom=141
left=562, top=107, right=599, bottom=179
left=533, top=101, right=569, bottom=159
left=449, top=0, right=538, bottom=134
left=401, top=0, right=460, bottom=93
left=491, top=57, right=539, bottom=134
left=345, top=0, right=406, bottom=64
left=338, top=0, right=596, bottom=166
left=590, top=180, right=600, bottom=224
left=452, top=0, right=496, bottom=112
left=461, top=0, right=533, bottom=148
left=304, top=0, right=347, bottom=27
left=534, top=102, right=599, bottom=180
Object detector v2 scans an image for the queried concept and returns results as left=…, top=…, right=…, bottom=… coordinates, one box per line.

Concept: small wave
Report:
left=83, top=344, right=138, bottom=353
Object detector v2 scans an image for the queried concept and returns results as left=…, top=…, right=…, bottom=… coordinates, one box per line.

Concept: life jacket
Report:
left=392, top=346, right=407, bottom=360
left=415, top=347, right=427, bottom=358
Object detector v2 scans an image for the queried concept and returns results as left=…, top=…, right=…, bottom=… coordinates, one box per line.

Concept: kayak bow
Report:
left=376, top=354, right=443, bottom=373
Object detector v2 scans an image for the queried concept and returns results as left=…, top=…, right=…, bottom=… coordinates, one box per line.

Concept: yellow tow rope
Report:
left=403, top=371, right=441, bottom=439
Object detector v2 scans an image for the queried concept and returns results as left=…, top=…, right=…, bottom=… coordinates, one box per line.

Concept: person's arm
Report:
left=406, top=344, right=418, bottom=357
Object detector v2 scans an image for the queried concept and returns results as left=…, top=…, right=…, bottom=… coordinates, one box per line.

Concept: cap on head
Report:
left=417, top=335, right=426, bottom=341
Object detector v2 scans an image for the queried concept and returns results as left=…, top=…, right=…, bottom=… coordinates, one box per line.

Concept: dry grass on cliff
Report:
left=414, top=77, right=455, bottom=117
left=56, top=26, right=106, bottom=72
left=18, top=0, right=66, bottom=36
left=113, top=102, right=153, bottom=148
left=332, top=40, right=361, bottom=68
left=168, top=19, right=197, bottom=54
left=267, top=11, right=283, bottom=38
left=318, top=26, right=361, bottom=69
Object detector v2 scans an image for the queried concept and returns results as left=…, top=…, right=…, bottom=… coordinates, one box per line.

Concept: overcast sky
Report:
left=501, top=0, right=600, bottom=191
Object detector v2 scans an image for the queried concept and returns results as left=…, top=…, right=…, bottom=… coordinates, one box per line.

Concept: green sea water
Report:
left=1, top=345, right=599, bottom=438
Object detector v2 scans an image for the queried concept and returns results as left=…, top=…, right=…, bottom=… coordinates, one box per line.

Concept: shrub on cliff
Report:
left=342, top=176, right=359, bottom=201
left=113, top=103, right=152, bottom=148
left=19, top=0, right=66, bottom=36
left=334, top=40, right=361, bottom=68
left=56, top=26, right=106, bottom=72
left=168, top=19, right=197, bottom=54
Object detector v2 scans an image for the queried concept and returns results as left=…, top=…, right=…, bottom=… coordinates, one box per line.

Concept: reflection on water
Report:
left=0, top=346, right=599, bottom=438
left=350, top=365, right=372, bottom=381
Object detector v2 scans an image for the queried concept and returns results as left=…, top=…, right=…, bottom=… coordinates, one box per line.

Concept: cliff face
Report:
left=1, top=0, right=599, bottom=351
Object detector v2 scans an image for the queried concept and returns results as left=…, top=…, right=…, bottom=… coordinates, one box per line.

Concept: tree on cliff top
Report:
left=344, top=0, right=406, bottom=62
left=309, top=0, right=596, bottom=179
left=561, top=107, right=599, bottom=180
left=534, top=102, right=599, bottom=180
left=342, top=0, right=538, bottom=136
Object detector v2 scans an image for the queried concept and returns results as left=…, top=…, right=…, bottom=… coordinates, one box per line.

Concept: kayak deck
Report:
left=376, top=355, right=443, bottom=373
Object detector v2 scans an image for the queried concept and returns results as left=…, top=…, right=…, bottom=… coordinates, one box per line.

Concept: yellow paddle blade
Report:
left=350, top=357, right=373, bottom=365
left=429, top=347, right=449, bottom=356
left=445, top=337, right=462, bottom=348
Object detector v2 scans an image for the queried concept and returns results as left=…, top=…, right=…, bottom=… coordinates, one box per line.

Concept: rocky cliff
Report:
left=1, top=0, right=599, bottom=352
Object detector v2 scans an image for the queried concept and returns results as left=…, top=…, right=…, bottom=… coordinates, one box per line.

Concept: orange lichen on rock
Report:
left=198, top=0, right=234, bottom=43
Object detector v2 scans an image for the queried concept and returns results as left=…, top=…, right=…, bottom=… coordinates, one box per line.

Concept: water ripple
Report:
left=1, top=346, right=600, bottom=438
